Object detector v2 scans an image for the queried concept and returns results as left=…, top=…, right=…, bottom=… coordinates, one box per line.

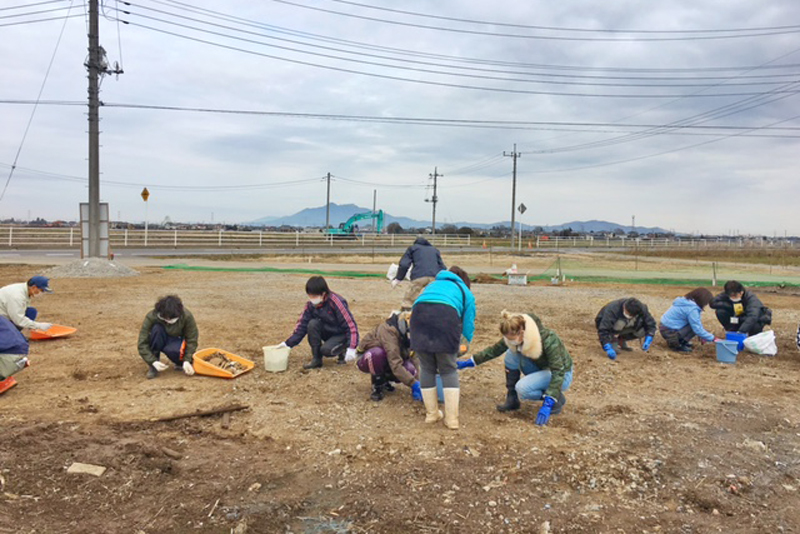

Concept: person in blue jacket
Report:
left=659, top=288, right=718, bottom=352
left=410, top=266, right=476, bottom=430
left=282, top=276, right=359, bottom=370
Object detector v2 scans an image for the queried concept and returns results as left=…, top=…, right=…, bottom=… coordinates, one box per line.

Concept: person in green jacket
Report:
left=137, top=295, right=199, bottom=379
left=457, top=310, right=573, bottom=426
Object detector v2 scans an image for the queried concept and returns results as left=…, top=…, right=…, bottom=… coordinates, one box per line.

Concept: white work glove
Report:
left=344, top=348, right=358, bottom=363
left=33, top=322, right=52, bottom=331
left=391, top=279, right=400, bottom=289
left=278, top=341, right=289, bottom=349
left=183, top=361, right=195, bottom=376
left=152, top=361, right=169, bottom=372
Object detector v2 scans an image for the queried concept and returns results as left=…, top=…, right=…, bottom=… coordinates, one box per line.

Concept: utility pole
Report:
left=632, top=215, right=635, bottom=234
left=86, top=0, right=121, bottom=257
left=372, top=189, right=377, bottom=233
left=504, top=144, right=521, bottom=248
left=325, top=172, right=331, bottom=230
left=426, top=167, right=440, bottom=235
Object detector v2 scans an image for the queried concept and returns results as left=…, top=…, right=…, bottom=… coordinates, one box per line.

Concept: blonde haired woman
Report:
left=458, top=310, right=573, bottom=426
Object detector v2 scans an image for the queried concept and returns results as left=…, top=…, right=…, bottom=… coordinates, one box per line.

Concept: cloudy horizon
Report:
left=1, top=0, right=799, bottom=235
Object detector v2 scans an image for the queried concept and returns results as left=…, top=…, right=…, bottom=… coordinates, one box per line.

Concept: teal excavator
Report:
left=325, top=210, right=384, bottom=235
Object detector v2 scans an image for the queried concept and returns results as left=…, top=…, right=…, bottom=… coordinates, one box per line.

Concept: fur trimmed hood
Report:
left=501, top=310, right=543, bottom=360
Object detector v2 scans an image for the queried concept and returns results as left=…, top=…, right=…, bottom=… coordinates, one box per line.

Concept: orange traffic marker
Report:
left=482, top=240, right=487, bottom=249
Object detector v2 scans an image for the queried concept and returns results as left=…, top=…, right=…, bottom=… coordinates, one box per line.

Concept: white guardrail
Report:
left=0, top=226, right=796, bottom=251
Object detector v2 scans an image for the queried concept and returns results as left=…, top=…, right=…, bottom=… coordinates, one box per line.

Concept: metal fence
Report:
left=0, top=226, right=796, bottom=251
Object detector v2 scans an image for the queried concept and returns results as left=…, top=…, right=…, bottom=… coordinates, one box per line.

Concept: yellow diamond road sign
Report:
left=141, top=187, right=150, bottom=201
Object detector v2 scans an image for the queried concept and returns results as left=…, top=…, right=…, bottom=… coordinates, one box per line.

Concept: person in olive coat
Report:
left=138, top=295, right=198, bottom=379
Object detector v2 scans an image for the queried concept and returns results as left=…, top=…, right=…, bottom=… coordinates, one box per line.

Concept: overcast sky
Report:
left=1, top=0, right=799, bottom=235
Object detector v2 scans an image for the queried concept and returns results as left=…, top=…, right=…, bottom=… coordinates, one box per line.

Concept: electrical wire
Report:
left=108, top=3, right=800, bottom=92
left=0, top=13, right=81, bottom=26
left=0, top=0, right=68, bottom=10
left=324, top=0, right=800, bottom=36
left=271, top=0, right=800, bottom=42
left=0, top=163, right=328, bottom=191
left=109, top=12, right=800, bottom=99
left=147, top=0, right=800, bottom=75
left=0, top=0, right=76, bottom=203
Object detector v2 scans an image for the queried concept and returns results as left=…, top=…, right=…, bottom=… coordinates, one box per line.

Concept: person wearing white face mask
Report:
left=282, top=276, right=360, bottom=370
left=710, top=280, right=772, bottom=336
left=137, top=295, right=199, bottom=379
left=457, top=310, right=573, bottom=426
left=594, top=298, right=657, bottom=360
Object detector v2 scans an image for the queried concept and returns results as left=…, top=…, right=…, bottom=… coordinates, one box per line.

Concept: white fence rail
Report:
left=0, top=226, right=795, bottom=251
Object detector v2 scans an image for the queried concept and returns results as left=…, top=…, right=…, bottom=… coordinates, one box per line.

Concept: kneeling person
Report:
left=356, top=311, right=421, bottom=402
left=282, top=276, right=359, bottom=369
left=138, top=295, right=198, bottom=379
left=458, top=310, right=573, bottom=426
left=710, top=280, right=772, bottom=336
left=595, top=297, right=656, bottom=360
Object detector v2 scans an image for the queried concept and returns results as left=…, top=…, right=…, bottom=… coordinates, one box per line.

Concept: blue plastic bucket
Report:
left=715, top=340, right=739, bottom=364
left=725, top=332, right=747, bottom=352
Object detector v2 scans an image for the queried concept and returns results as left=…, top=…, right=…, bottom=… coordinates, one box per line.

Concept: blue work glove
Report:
left=535, top=395, right=556, bottom=426
left=456, top=357, right=476, bottom=370
left=411, top=381, right=422, bottom=401
left=642, top=335, right=653, bottom=351
left=602, top=343, right=617, bottom=360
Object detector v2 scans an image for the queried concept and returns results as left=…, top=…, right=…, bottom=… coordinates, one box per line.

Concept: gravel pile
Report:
left=45, top=258, right=139, bottom=278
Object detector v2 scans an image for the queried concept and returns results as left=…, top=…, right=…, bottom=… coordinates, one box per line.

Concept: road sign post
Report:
left=142, top=188, right=150, bottom=247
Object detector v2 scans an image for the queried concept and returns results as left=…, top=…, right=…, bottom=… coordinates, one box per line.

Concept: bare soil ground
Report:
left=2, top=258, right=800, bottom=534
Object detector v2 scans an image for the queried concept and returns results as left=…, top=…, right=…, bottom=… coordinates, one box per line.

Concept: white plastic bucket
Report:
left=263, top=344, right=290, bottom=372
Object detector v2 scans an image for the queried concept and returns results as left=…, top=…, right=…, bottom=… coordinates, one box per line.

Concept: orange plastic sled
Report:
left=30, top=324, right=78, bottom=341
left=192, top=348, right=255, bottom=379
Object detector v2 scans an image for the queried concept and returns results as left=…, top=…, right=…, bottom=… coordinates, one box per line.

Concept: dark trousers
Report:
left=617, top=326, right=646, bottom=341
left=659, top=323, right=694, bottom=349
left=307, top=318, right=347, bottom=360
left=714, top=309, right=765, bottom=336
left=149, top=323, right=185, bottom=365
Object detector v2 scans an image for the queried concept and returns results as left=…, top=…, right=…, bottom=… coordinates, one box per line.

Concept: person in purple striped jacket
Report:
left=281, top=276, right=360, bottom=370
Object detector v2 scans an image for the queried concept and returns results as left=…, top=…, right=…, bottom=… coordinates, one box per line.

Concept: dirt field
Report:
left=2, top=257, right=800, bottom=534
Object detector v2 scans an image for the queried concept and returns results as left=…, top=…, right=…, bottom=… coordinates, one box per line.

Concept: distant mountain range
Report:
left=247, top=203, right=671, bottom=234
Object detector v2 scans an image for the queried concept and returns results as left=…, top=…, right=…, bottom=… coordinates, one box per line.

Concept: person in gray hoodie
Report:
left=391, top=237, right=446, bottom=310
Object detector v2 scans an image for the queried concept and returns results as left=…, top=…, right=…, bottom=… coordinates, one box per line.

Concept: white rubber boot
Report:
left=421, top=387, right=443, bottom=423
left=443, top=387, right=460, bottom=430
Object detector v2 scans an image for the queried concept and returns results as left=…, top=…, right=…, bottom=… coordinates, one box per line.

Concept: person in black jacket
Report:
left=281, top=276, right=359, bottom=370
left=391, top=237, right=446, bottom=310
left=594, top=298, right=656, bottom=360
left=709, top=280, right=772, bottom=336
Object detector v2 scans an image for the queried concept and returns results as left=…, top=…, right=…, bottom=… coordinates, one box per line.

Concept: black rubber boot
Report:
left=146, top=364, right=158, bottom=379
left=383, top=381, right=395, bottom=392
left=303, top=357, right=323, bottom=369
left=551, top=391, right=567, bottom=415
left=370, top=376, right=384, bottom=401
left=496, top=368, right=521, bottom=412
left=617, top=338, right=633, bottom=351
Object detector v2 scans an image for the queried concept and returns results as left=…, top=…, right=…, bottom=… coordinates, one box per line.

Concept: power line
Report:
left=0, top=0, right=76, bottom=203
left=324, top=0, right=800, bottom=36
left=144, top=0, right=800, bottom=75
left=271, top=0, right=800, bottom=42
left=108, top=8, right=800, bottom=98
left=0, top=13, right=82, bottom=26
left=117, top=1, right=800, bottom=86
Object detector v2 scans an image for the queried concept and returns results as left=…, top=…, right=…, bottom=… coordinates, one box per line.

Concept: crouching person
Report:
left=458, top=310, right=573, bottom=426
left=281, top=276, right=359, bottom=370
left=356, top=311, right=421, bottom=402
left=138, top=295, right=198, bottom=379
left=595, top=297, right=656, bottom=360
left=0, top=317, right=31, bottom=395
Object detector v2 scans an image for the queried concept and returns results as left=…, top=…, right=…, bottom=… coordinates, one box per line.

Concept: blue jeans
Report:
left=148, top=323, right=185, bottom=366
left=504, top=350, right=573, bottom=401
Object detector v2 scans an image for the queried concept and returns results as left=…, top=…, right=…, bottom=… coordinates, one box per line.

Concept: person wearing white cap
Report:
left=0, top=275, right=54, bottom=395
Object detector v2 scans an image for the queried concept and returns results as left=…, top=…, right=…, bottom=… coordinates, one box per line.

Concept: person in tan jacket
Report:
left=356, top=311, right=421, bottom=402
